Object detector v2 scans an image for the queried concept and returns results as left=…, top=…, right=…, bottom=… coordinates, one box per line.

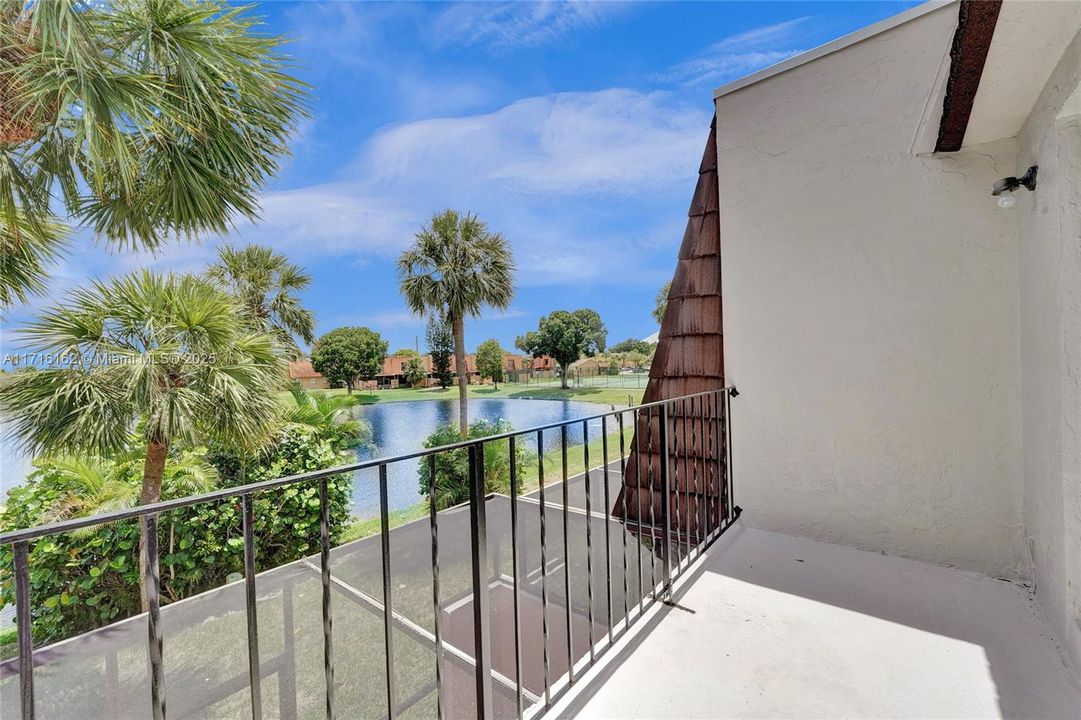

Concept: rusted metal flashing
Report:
left=935, top=0, right=1002, bottom=152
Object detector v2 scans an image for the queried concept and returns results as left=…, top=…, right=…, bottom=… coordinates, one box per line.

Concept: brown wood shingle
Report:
left=614, top=115, right=728, bottom=538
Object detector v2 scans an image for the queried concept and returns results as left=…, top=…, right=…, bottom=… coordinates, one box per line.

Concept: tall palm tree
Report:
left=398, top=210, right=514, bottom=437
left=207, top=244, right=316, bottom=357
left=0, top=0, right=308, bottom=309
left=0, top=270, right=285, bottom=604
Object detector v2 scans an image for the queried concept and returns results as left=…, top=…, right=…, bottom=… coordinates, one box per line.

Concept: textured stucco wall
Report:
left=1015, top=27, right=1081, bottom=671
left=714, top=5, right=1028, bottom=578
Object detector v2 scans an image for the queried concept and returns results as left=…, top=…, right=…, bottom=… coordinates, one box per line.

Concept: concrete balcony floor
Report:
left=555, top=525, right=1081, bottom=719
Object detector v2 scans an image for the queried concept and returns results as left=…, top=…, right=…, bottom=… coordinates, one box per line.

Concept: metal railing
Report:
left=0, top=387, right=739, bottom=720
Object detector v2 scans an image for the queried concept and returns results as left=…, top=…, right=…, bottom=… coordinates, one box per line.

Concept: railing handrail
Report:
left=0, top=386, right=736, bottom=545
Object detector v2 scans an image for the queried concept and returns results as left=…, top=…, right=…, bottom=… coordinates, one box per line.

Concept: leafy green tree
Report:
left=626, top=350, right=650, bottom=372
left=310, top=326, right=387, bottom=394
left=206, top=244, right=315, bottom=357
left=610, top=337, right=656, bottom=355
left=516, top=309, right=608, bottom=389
left=0, top=271, right=285, bottom=605
left=475, top=338, right=505, bottom=389
left=418, top=420, right=526, bottom=509
left=426, top=316, right=455, bottom=389
left=653, top=281, right=671, bottom=325
left=608, top=359, right=621, bottom=376
left=0, top=0, right=308, bottom=309
left=394, top=348, right=420, bottom=358
left=398, top=210, right=514, bottom=437
left=403, top=356, right=428, bottom=388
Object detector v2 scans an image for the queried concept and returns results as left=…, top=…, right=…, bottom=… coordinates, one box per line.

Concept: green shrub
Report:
left=417, top=420, right=527, bottom=509
left=0, top=424, right=353, bottom=645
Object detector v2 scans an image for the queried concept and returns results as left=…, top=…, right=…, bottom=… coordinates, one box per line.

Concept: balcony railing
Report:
left=0, top=387, right=739, bottom=720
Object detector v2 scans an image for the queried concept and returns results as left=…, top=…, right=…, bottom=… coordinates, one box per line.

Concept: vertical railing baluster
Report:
left=699, top=395, right=708, bottom=545
left=379, top=465, right=397, bottom=719
left=14, top=541, right=34, bottom=720
left=659, top=403, right=673, bottom=600
left=716, top=391, right=726, bottom=527
left=682, top=397, right=691, bottom=563
left=727, top=389, right=736, bottom=523
left=242, top=494, right=263, bottom=720
left=560, top=426, right=574, bottom=684
left=537, top=429, right=551, bottom=706
left=468, top=443, right=494, bottom=719
left=601, top=415, right=613, bottom=644
left=509, top=437, right=524, bottom=720
left=617, top=411, right=630, bottom=626
left=583, top=420, right=595, bottom=663
left=670, top=400, right=681, bottom=574
left=691, top=396, right=701, bottom=556
left=634, top=408, right=645, bottom=612
left=427, top=455, right=444, bottom=720
left=142, top=514, right=166, bottom=720
left=319, top=477, right=335, bottom=720
left=646, top=406, right=657, bottom=595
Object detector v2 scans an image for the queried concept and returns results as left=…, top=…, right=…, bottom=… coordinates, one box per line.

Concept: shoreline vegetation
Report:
left=340, top=419, right=637, bottom=543
left=286, top=382, right=646, bottom=410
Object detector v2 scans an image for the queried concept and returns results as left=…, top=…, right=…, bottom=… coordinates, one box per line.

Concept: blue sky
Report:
left=3, top=0, right=921, bottom=357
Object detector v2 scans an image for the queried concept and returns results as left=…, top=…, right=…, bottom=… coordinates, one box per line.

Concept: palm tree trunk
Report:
left=139, top=437, right=168, bottom=612
left=452, top=314, right=468, bottom=437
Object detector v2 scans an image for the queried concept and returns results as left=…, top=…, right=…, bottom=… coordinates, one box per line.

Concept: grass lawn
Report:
left=292, top=382, right=645, bottom=409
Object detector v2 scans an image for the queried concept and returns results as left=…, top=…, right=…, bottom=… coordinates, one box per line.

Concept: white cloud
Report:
left=358, top=88, right=708, bottom=195
left=655, top=18, right=812, bottom=87
left=432, top=1, right=628, bottom=51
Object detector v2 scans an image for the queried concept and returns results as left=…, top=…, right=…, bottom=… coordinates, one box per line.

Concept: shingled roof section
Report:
left=614, top=115, right=727, bottom=542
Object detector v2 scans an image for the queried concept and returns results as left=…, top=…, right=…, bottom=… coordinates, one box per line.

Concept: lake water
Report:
left=350, top=398, right=611, bottom=518
left=0, top=399, right=615, bottom=519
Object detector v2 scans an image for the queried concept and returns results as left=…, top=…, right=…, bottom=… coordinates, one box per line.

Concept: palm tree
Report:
left=284, top=384, right=371, bottom=451
left=0, top=0, right=308, bottom=309
left=398, top=210, right=514, bottom=437
left=29, top=451, right=217, bottom=527
left=0, top=270, right=285, bottom=605
left=207, top=244, right=316, bottom=357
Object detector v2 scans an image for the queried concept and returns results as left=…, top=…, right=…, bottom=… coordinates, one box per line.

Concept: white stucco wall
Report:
left=714, top=4, right=1028, bottom=578
left=1015, top=28, right=1081, bottom=671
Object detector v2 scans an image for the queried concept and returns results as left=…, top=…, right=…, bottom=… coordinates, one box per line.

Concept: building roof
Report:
left=713, top=0, right=954, bottom=100
left=714, top=0, right=1081, bottom=152
left=288, top=359, right=322, bottom=379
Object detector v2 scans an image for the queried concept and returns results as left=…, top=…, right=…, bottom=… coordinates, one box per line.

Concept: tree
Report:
left=0, top=270, right=285, bottom=606
left=516, top=309, right=607, bottom=389
left=426, top=317, right=455, bottom=389
left=403, top=356, right=428, bottom=388
left=394, top=348, right=420, bottom=358
left=310, top=327, right=387, bottom=394
left=206, top=244, right=316, bottom=357
left=653, top=281, right=671, bottom=325
left=0, top=1, right=307, bottom=309
left=475, top=339, right=505, bottom=389
left=284, top=385, right=372, bottom=451
left=610, top=337, right=656, bottom=355
left=418, top=420, right=525, bottom=510
left=398, top=210, right=514, bottom=437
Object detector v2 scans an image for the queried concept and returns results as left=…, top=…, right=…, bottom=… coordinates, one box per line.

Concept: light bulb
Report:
left=997, top=191, right=1016, bottom=208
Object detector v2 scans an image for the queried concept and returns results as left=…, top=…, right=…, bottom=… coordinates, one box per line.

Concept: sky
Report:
left=2, top=0, right=922, bottom=358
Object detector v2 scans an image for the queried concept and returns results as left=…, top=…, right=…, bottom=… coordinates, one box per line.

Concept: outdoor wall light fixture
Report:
left=992, top=165, right=1038, bottom=208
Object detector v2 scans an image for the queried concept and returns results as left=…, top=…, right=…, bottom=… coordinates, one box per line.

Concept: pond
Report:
left=349, top=398, right=612, bottom=518
left=0, top=399, right=617, bottom=520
